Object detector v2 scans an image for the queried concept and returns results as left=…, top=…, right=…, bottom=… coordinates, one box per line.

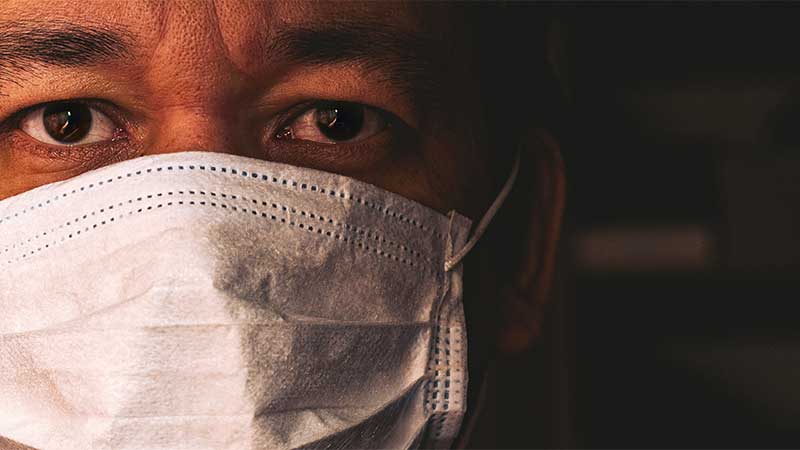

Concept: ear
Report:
left=497, top=129, right=566, bottom=355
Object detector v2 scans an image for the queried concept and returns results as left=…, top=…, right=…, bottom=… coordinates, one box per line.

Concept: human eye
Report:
left=19, top=101, right=121, bottom=146
left=0, top=98, right=140, bottom=199
left=263, top=99, right=416, bottom=174
left=274, top=101, right=392, bottom=144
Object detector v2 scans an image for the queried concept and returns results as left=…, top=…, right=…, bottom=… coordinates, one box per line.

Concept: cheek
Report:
left=0, top=132, right=139, bottom=201
left=359, top=155, right=446, bottom=212
left=0, top=137, right=80, bottom=200
left=397, top=86, right=495, bottom=218
left=351, top=136, right=481, bottom=217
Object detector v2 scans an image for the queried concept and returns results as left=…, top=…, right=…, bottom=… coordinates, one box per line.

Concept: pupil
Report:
left=42, top=103, right=93, bottom=143
left=315, top=102, right=364, bottom=142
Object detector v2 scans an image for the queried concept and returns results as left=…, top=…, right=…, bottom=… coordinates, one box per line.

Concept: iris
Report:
left=315, top=102, right=365, bottom=142
left=42, top=102, right=93, bottom=143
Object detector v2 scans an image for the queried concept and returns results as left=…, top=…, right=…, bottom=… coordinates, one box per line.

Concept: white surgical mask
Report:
left=0, top=152, right=517, bottom=450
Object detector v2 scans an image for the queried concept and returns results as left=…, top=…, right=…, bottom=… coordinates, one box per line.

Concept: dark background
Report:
left=497, top=6, right=800, bottom=449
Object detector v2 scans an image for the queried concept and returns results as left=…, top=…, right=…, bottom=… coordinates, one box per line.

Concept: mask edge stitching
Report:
left=0, top=163, right=446, bottom=240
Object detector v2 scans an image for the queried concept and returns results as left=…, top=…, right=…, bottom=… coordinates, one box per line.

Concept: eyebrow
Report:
left=0, top=20, right=441, bottom=98
left=0, top=21, right=131, bottom=84
left=266, top=22, right=441, bottom=95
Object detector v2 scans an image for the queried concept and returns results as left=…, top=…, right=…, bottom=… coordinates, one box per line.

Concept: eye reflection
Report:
left=20, top=102, right=118, bottom=147
left=44, top=103, right=93, bottom=143
left=276, top=101, right=389, bottom=144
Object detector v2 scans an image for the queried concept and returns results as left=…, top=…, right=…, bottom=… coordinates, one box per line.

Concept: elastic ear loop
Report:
left=444, top=153, right=521, bottom=272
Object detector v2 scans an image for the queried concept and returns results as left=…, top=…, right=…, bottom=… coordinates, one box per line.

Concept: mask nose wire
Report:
left=444, top=153, right=521, bottom=272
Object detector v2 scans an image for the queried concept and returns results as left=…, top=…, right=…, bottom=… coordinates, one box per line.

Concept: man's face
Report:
left=0, top=1, right=495, bottom=218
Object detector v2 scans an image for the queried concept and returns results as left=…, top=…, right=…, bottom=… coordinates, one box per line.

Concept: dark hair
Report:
left=466, top=4, right=567, bottom=173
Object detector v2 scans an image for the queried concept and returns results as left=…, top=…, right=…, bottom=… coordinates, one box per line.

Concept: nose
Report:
left=136, top=2, right=263, bottom=161
left=142, top=105, right=264, bottom=160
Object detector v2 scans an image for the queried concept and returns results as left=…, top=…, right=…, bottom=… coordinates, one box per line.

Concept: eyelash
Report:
left=5, top=99, right=401, bottom=141
left=7, top=99, right=123, bottom=133
left=1, top=98, right=413, bottom=182
left=274, top=100, right=397, bottom=134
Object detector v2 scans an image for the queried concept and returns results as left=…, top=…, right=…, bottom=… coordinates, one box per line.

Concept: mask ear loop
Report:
left=444, top=153, right=521, bottom=272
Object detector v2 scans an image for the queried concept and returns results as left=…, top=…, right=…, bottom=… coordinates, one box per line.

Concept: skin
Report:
left=0, top=1, right=565, bottom=446
left=0, top=1, right=492, bottom=214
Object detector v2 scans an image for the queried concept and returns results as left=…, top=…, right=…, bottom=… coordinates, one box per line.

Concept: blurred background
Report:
left=498, top=6, right=800, bottom=449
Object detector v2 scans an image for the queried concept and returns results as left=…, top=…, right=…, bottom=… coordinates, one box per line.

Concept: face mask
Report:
left=0, top=152, right=517, bottom=450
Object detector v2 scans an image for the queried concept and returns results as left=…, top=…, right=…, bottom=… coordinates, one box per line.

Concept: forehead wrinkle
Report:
left=209, top=1, right=443, bottom=88
left=141, top=1, right=169, bottom=69
left=206, top=0, right=289, bottom=82
left=135, top=0, right=258, bottom=107
left=205, top=0, right=258, bottom=82
left=0, top=2, right=450, bottom=106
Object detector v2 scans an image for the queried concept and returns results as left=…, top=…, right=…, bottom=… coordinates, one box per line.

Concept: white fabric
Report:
left=0, top=152, right=501, bottom=449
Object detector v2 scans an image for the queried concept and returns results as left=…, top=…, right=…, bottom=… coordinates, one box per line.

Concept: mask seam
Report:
left=2, top=189, right=435, bottom=267
left=0, top=163, right=445, bottom=240
left=422, top=213, right=457, bottom=447
left=2, top=194, right=440, bottom=275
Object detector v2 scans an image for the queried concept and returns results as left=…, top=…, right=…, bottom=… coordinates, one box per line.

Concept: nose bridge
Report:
left=145, top=106, right=259, bottom=158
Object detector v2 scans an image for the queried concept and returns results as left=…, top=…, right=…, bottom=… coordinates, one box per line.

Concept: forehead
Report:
left=0, top=1, right=423, bottom=28
left=0, top=1, right=445, bottom=56
left=0, top=1, right=467, bottom=102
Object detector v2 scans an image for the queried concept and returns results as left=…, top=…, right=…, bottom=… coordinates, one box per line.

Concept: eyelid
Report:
left=270, top=100, right=319, bottom=134
left=20, top=103, right=120, bottom=147
left=5, top=98, right=125, bottom=131
left=2, top=99, right=140, bottom=173
left=272, top=100, right=404, bottom=136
